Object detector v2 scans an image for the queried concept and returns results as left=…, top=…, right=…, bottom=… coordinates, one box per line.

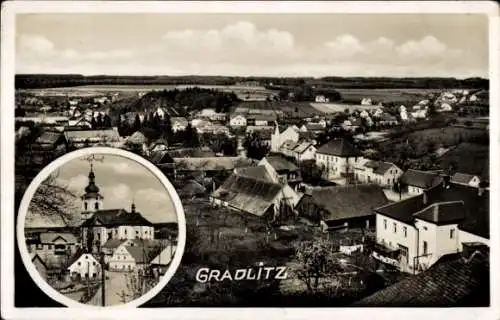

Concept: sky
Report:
left=15, top=13, right=489, bottom=78
left=45, top=154, right=178, bottom=223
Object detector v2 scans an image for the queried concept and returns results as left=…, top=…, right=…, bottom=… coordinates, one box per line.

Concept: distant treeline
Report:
left=15, top=74, right=489, bottom=90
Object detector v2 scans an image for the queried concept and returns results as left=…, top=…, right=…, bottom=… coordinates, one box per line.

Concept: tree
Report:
left=292, top=238, right=343, bottom=293
left=183, top=123, right=200, bottom=148
left=133, top=114, right=142, bottom=133
left=96, top=113, right=103, bottom=128
left=243, top=133, right=270, bottom=160
left=103, top=114, right=112, bottom=128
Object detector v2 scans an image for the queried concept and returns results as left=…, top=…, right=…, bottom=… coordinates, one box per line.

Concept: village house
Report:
left=450, top=172, right=481, bottom=188
left=31, top=253, right=48, bottom=280
left=31, top=131, right=67, bottom=153
left=67, top=253, right=102, bottom=280
left=279, top=140, right=317, bottom=162
left=229, top=113, right=247, bottom=127
left=79, top=166, right=155, bottom=250
left=372, top=180, right=489, bottom=274
left=195, top=108, right=227, bottom=122
left=68, top=117, right=92, bottom=128
left=172, top=156, right=255, bottom=179
left=123, top=131, right=149, bottom=154
left=315, top=138, right=364, bottom=182
left=354, top=160, right=403, bottom=187
left=315, top=95, right=329, bottom=103
left=399, top=169, right=444, bottom=196
left=28, top=232, right=79, bottom=259
left=271, top=124, right=315, bottom=153
left=170, top=117, right=189, bottom=132
left=247, top=114, right=277, bottom=126
left=297, top=184, right=389, bottom=231
left=210, top=166, right=301, bottom=221
left=63, top=128, right=122, bottom=149
left=108, top=244, right=159, bottom=272
left=154, top=107, right=169, bottom=120
left=258, top=155, right=302, bottom=188
left=150, top=242, right=177, bottom=276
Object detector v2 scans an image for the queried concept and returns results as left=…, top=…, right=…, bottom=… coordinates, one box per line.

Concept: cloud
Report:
left=64, top=174, right=89, bottom=194
left=134, top=188, right=176, bottom=223
left=16, top=25, right=484, bottom=78
left=18, top=34, right=55, bottom=55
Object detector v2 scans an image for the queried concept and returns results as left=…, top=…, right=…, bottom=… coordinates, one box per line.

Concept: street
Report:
left=88, top=271, right=132, bottom=306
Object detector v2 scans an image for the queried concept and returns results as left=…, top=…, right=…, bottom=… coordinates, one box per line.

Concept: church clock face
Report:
left=16, top=147, right=186, bottom=308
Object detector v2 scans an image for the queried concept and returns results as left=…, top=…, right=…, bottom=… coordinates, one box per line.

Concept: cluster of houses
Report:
left=26, top=165, right=177, bottom=283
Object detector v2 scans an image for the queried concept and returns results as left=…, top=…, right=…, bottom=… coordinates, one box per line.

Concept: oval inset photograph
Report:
left=17, top=147, right=186, bottom=308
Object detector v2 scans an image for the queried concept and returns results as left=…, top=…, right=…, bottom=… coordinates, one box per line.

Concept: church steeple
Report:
left=81, top=164, right=104, bottom=219
left=131, top=201, right=136, bottom=213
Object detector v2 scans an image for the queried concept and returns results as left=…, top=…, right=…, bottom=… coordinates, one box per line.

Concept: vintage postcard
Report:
left=1, top=1, right=499, bottom=319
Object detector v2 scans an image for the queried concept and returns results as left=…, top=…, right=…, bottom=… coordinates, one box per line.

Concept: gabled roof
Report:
left=126, top=131, right=147, bottom=145
left=35, top=131, right=64, bottom=145
left=150, top=150, right=174, bottom=165
left=81, top=209, right=153, bottom=227
left=352, top=253, right=489, bottom=307
left=68, top=252, right=100, bottom=269
left=234, top=165, right=273, bottom=182
left=39, top=232, right=77, bottom=244
left=102, top=239, right=127, bottom=249
left=364, top=161, right=397, bottom=175
left=413, top=201, right=466, bottom=225
left=280, top=140, right=299, bottom=151
left=451, top=172, right=479, bottom=185
left=300, top=184, right=389, bottom=222
left=124, top=245, right=160, bottom=264
left=265, top=155, right=298, bottom=172
left=316, top=139, right=361, bottom=157
left=293, top=141, right=315, bottom=154
left=170, top=117, right=188, bottom=125
left=211, top=173, right=284, bottom=217
left=400, top=169, right=443, bottom=189
left=375, top=184, right=489, bottom=238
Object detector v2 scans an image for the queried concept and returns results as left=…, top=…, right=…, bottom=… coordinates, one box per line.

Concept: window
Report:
left=78, top=262, right=81, bottom=266
left=398, top=244, right=409, bottom=264
left=95, top=202, right=99, bottom=210
left=423, top=226, right=428, bottom=231
left=124, top=229, right=127, bottom=235
left=84, top=202, right=88, bottom=211
left=383, top=219, right=387, bottom=230
left=136, top=230, right=139, bottom=234
left=423, top=241, right=428, bottom=255
left=450, top=229, right=455, bottom=239
left=36, top=243, right=43, bottom=250
left=93, top=262, right=96, bottom=266
left=393, top=222, right=397, bottom=233
left=47, top=244, right=53, bottom=250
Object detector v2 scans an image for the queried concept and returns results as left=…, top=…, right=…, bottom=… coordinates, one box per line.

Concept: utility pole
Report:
left=100, top=251, right=105, bottom=306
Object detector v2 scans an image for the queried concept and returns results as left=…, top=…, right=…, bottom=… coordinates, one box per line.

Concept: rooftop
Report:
left=81, top=209, right=153, bottom=227
left=316, top=139, right=361, bottom=157
left=400, top=169, right=443, bottom=189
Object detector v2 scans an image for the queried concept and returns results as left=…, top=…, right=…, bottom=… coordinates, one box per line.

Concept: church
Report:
left=79, top=165, right=155, bottom=252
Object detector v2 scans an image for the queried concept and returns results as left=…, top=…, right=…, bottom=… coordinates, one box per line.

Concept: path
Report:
left=88, top=271, right=131, bottom=306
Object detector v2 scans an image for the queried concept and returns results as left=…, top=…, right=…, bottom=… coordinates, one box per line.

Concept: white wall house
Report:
left=373, top=184, right=489, bottom=274
left=315, top=95, right=329, bottom=103
left=170, top=117, right=188, bottom=132
left=315, top=139, right=363, bottom=181
left=271, top=125, right=300, bottom=152
left=451, top=173, right=481, bottom=188
left=68, top=253, right=101, bottom=279
left=399, top=169, right=443, bottom=196
left=279, top=140, right=316, bottom=162
left=229, top=114, right=247, bottom=127
left=355, top=160, right=403, bottom=187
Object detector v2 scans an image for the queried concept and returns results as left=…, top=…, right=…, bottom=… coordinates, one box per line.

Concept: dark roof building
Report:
left=81, top=207, right=153, bottom=228
left=363, top=161, right=396, bottom=175
left=400, top=169, right=444, bottom=190
left=265, top=155, right=298, bottom=172
left=298, top=184, right=389, bottom=225
left=316, top=139, right=361, bottom=157
left=451, top=172, right=480, bottom=185
left=352, top=252, right=489, bottom=307
left=375, top=183, right=489, bottom=239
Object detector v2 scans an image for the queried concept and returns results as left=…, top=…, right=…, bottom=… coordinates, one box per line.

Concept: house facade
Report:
left=67, top=253, right=102, bottom=280
left=271, top=124, right=301, bottom=152
left=399, top=169, right=444, bottom=196
left=108, top=244, right=157, bottom=272
left=451, top=172, right=481, bottom=188
left=355, top=160, right=403, bottom=187
left=315, top=139, right=363, bottom=182
left=229, top=114, right=247, bottom=127
left=372, top=183, right=489, bottom=274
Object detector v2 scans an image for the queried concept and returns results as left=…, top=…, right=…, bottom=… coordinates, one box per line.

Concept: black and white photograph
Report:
left=19, top=151, right=181, bottom=307
left=1, top=1, right=498, bottom=319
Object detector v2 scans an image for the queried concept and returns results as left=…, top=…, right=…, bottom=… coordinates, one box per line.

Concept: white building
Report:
left=108, top=244, right=157, bottom=272
left=354, top=160, right=403, bottom=187
left=373, top=182, right=489, bottom=273
left=450, top=173, right=481, bottom=188
left=68, top=253, right=101, bottom=279
left=315, top=95, right=329, bottom=103
left=315, top=139, right=364, bottom=181
left=361, top=98, right=372, bottom=105
left=279, top=140, right=317, bottom=162
left=229, top=114, right=247, bottom=127
left=399, top=169, right=444, bottom=196
left=170, top=117, right=188, bottom=132
left=79, top=166, right=155, bottom=251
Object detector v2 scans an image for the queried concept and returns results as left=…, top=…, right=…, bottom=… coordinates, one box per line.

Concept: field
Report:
left=310, top=102, right=381, bottom=114
left=438, top=142, right=489, bottom=180
left=336, top=88, right=445, bottom=104
left=22, top=84, right=278, bottom=101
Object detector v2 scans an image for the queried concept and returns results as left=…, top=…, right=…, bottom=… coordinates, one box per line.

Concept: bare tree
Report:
left=28, top=171, right=80, bottom=224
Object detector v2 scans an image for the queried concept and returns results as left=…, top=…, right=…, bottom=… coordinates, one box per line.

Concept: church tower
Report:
left=81, top=164, right=104, bottom=221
